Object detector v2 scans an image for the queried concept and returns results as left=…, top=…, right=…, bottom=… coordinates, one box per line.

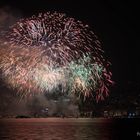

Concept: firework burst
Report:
left=0, top=12, right=113, bottom=101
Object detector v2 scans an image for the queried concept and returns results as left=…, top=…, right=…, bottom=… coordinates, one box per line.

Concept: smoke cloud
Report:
left=0, top=6, right=21, bottom=31
left=0, top=7, right=79, bottom=118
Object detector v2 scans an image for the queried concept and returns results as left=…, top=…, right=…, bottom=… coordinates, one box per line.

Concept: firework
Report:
left=0, top=12, right=113, bottom=101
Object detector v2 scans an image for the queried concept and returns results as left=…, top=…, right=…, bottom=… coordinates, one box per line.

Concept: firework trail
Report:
left=0, top=12, right=113, bottom=101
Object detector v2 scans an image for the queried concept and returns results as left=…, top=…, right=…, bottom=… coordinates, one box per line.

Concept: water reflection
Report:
left=0, top=118, right=139, bottom=140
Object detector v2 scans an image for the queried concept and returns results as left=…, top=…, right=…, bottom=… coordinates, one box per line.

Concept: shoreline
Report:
left=0, top=117, right=139, bottom=123
left=0, top=117, right=113, bottom=123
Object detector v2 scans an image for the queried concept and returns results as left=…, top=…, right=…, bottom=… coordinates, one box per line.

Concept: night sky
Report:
left=0, top=0, right=139, bottom=95
left=1, top=0, right=139, bottom=84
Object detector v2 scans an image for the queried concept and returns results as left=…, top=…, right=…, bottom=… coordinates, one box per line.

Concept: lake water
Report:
left=0, top=118, right=139, bottom=140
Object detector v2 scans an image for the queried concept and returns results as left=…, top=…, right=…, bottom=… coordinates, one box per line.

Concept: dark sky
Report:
left=0, top=0, right=139, bottom=85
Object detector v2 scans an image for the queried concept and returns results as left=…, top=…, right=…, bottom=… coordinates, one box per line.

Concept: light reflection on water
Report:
left=0, top=118, right=138, bottom=140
